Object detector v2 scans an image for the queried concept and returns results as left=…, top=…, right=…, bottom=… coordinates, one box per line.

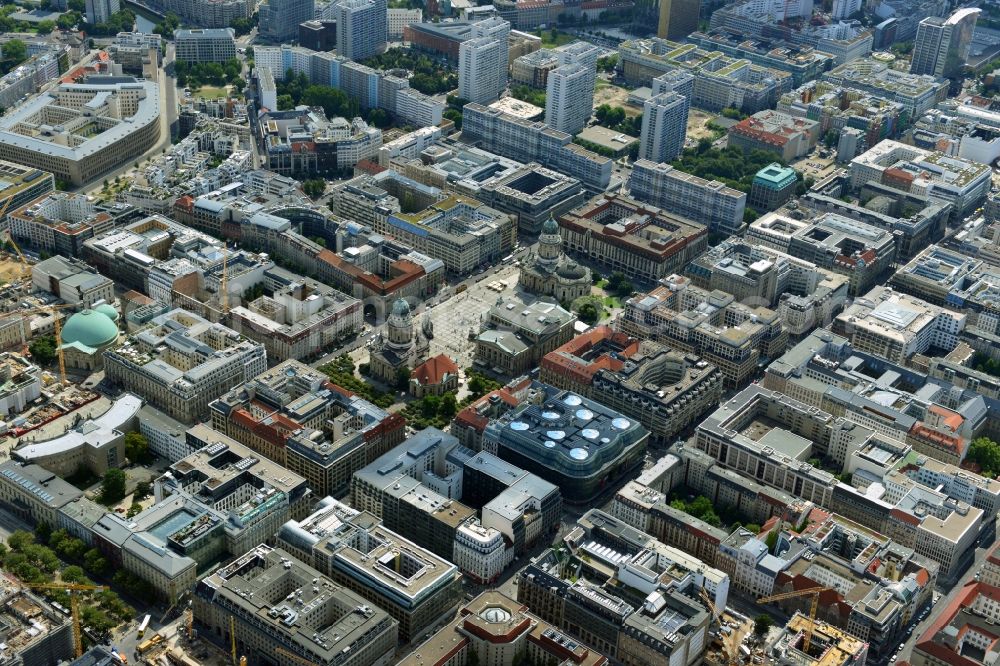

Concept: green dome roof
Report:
left=61, top=310, right=118, bottom=349
left=391, top=298, right=411, bottom=318
left=541, top=215, right=559, bottom=235
left=94, top=303, right=119, bottom=322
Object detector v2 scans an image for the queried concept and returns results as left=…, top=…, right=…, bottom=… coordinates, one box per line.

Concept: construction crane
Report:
left=25, top=581, right=105, bottom=657
left=275, top=647, right=319, bottom=666
left=0, top=230, right=30, bottom=284
left=757, top=586, right=834, bottom=655
left=700, top=588, right=743, bottom=666
left=16, top=302, right=79, bottom=386
left=219, top=243, right=230, bottom=315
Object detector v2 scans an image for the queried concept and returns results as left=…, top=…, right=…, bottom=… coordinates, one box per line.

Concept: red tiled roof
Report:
left=411, top=354, right=459, bottom=387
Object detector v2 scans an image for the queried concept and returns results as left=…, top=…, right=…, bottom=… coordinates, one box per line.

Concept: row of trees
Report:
left=672, top=145, right=785, bottom=193
left=175, top=58, right=244, bottom=90
left=276, top=70, right=360, bottom=119
left=320, top=354, right=395, bottom=408
left=401, top=392, right=459, bottom=430
left=362, top=47, right=457, bottom=95
left=595, top=104, right=642, bottom=137
left=511, top=85, right=545, bottom=108
left=86, top=9, right=136, bottom=36
left=968, top=437, right=1000, bottom=478
left=4, top=528, right=137, bottom=636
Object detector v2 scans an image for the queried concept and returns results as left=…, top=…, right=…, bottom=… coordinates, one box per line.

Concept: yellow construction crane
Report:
left=230, top=615, right=237, bottom=665
left=25, top=581, right=105, bottom=657
left=700, top=588, right=744, bottom=666
left=219, top=243, right=229, bottom=315
left=17, top=302, right=79, bottom=386
left=757, top=586, right=834, bottom=655
left=275, top=647, right=319, bottom=666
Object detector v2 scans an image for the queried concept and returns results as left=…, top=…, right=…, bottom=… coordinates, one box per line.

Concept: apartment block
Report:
left=630, top=160, right=745, bottom=235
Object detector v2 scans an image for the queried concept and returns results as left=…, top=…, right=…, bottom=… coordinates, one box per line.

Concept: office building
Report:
left=748, top=212, right=897, bottom=295
left=378, top=195, right=514, bottom=276
left=639, top=91, right=687, bottom=164
left=512, top=48, right=559, bottom=87
left=404, top=21, right=473, bottom=62
left=351, top=431, right=477, bottom=560
left=474, top=299, right=575, bottom=376
left=620, top=274, right=788, bottom=387
left=748, top=164, right=797, bottom=212
left=481, top=382, right=649, bottom=504
left=0, top=160, right=53, bottom=229
left=0, top=78, right=160, bottom=188
left=458, top=18, right=510, bottom=105
left=461, top=102, right=613, bottom=191
left=276, top=504, right=462, bottom=642
left=541, top=327, right=722, bottom=445
left=729, top=109, right=820, bottom=161
left=0, top=586, right=74, bottom=666
left=210, top=359, right=405, bottom=498
left=194, top=546, right=398, bottom=666
left=619, top=37, right=793, bottom=113
left=910, top=8, right=980, bottom=79
left=833, top=285, right=965, bottom=364
left=387, top=8, right=421, bottom=39
left=398, top=592, right=608, bottom=666
left=31, top=255, right=114, bottom=307
left=257, top=108, right=382, bottom=176
left=658, top=0, right=699, bottom=41
left=104, top=309, right=267, bottom=423
left=556, top=192, right=707, bottom=283
left=299, top=20, right=338, bottom=51
left=259, top=0, right=315, bottom=43
left=630, top=160, right=746, bottom=235
left=85, top=0, right=119, bottom=24
left=336, top=0, right=387, bottom=61
left=0, top=461, right=82, bottom=528
left=174, top=29, right=237, bottom=63
left=687, top=30, right=835, bottom=86
left=476, top=162, right=585, bottom=235
left=823, top=58, right=949, bottom=117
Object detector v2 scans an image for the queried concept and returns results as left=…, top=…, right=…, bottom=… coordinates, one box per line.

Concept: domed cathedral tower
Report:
left=537, top=215, right=564, bottom=264
left=369, top=298, right=429, bottom=385
left=519, top=215, right=592, bottom=303
left=386, top=297, right=415, bottom=350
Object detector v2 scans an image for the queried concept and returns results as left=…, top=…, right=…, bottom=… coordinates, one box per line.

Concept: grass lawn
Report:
left=536, top=30, right=576, bottom=48
left=196, top=85, right=230, bottom=99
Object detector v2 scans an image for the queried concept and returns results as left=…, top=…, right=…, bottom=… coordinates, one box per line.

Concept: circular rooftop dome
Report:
left=390, top=298, right=411, bottom=318
left=61, top=309, right=118, bottom=349
left=541, top=215, right=559, bottom=235
left=481, top=607, right=512, bottom=624
left=94, top=303, right=119, bottom=322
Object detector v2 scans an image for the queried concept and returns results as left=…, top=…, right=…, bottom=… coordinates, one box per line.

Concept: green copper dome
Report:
left=61, top=310, right=118, bottom=349
left=391, top=298, right=411, bottom=318
left=94, top=303, right=119, bottom=322
left=541, top=215, right=559, bottom=235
